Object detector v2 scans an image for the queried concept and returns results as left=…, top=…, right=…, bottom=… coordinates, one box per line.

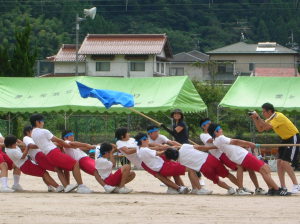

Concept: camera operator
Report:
left=249, top=102, right=300, bottom=193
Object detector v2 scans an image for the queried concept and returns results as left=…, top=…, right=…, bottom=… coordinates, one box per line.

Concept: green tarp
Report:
left=219, top=76, right=300, bottom=111
left=0, top=76, right=206, bottom=114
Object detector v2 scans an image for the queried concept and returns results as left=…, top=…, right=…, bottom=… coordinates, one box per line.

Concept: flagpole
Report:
left=127, top=108, right=198, bottom=145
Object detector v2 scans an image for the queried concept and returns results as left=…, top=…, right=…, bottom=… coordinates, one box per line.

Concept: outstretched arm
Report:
left=230, top=139, right=255, bottom=149
left=251, top=113, right=273, bottom=132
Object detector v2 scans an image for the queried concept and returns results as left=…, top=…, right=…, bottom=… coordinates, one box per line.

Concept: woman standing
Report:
left=171, top=109, right=189, bottom=144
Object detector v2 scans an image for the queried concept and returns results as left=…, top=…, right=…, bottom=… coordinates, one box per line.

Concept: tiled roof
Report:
left=47, top=44, right=86, bottom=62
left=169, top=50, right=209, bottom=62
left=207, top=42, right=298, bottom=54
left=78, top=34, right=172, bottom=57
left=252, top=68, right=299, bottom=77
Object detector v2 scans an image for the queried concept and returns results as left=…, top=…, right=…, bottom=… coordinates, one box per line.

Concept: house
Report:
left=166, top=50, right=210, bottom=81
left=207, top=42, right=299, bottom=82
left=251, top=67, right=299, bottom=77
left=46, top=34, right=172, bottom=77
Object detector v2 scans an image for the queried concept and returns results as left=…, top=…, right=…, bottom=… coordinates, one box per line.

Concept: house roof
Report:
left=78, top=34, right=172, bottom=58
left=169, top=50, right=209, bottom=62
left=47, top=44, right=86, bottom=62
left=207, top=42, right=298, bottom=55
left=252, top=68, right=299, bottom=77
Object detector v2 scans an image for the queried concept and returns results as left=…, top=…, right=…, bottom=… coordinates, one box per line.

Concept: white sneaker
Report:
left=227, top=187, right=236, bottom=195
left=48, top=186, right=56, bottom=192
left=104, top=185, right=116, bottom=193
left=243, top=187, right=254, bottom=194
left=160, top=182, right=167, bottom=187
left=113, top=187, right=120, bottom=193
left=199, top=179, right=205, bottom=186
left=291, top=184, right=300, bottom=194
left=191, top=188, right=213, bottom=195
left=64, top=184, right=78, bottom=193
left=0, top=186, right=15, bottom=193
left=255, top=187, right=267, bottom=195
left=178, top=186, right=189, bottom=194
left=55, top=185, right=64, bottom=193
left=12, top=184, right=24, bottom=191
left=236, top=188, right=252, bottom=196
left=77, top=185, right=93, bottom=194
left=166, top=187, right=179, bottom=194
left=118, top=187, right=133, bottom=194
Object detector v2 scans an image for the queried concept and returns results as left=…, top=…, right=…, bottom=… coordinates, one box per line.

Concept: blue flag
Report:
left=76, top=81, right=135, bottom=109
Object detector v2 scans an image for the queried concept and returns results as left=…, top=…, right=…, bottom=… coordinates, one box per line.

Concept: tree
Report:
left=10, top=20, right=37, bottom=77
left=0, top=46, right=12, bottom=76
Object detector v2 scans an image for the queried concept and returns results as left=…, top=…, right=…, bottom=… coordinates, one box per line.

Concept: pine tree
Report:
left=0, top=46, right=12, bottom=76
left=10, top=20, right=37, bottom=77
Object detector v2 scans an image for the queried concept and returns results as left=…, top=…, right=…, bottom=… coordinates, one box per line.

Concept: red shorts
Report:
left=0, top=151, right=13, bottom=170
left=219, top=153, right=238, bottom=171
left=46, top=148, right=76, bottom=171
left=241, top=153, right=265, bottom=172
left=35, top=152, right=55, bottom=172
left=142, top=161, right=186, bottom=177
left=104, top=168, right=122, bottom=186
left=200, top=154, right=229, bottom=184
left=79, top=156, right=96, bottom=176
left=20, top=160, right=46, bottom=177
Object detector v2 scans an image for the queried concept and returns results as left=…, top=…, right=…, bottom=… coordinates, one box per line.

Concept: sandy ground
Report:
left=1, top=170, right=300, bottom=224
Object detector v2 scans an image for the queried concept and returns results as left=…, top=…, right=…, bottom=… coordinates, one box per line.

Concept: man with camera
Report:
left=249, top=102, right=300, bottom=194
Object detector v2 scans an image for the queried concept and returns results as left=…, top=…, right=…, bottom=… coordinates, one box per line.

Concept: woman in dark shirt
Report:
left=171, top=109, right=189, bottom=144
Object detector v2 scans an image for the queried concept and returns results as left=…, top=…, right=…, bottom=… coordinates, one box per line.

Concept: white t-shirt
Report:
left=116, top=138, right=142, bottom=169
left=149, top=134, right=169, bottom=145
left=213, top=135, right=248, bottom=165
left=23, top=136, right=42, bottom=161
left=31, top=128, right=57, bottom=155
left=63, top=140, right=88, bottom=161
left=200, top=133, right=223, bottom=159
left=138, top=147, right=164, bottom=172
left=178, top=144, right=208, bottom=171
left=5, top=146, right=27, bottom=168
left=95, top=157, right=113, bottom=179
left=0, top=132, right=3, bottom=138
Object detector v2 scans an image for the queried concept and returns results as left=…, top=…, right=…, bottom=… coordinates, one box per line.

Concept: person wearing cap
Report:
left=62, top=130, right=116, bottom=193
left=147, top=125, right=181, bottom=150
left=208, top=123, right=291, bottom=196
left=170, top=109, right=189, bottom=144
left=250, top=102, right=300, bottom=194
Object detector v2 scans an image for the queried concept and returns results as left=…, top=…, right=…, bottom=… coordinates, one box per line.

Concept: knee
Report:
left=259, top=165, right=270, bottom=175
left=122, top=164, right=131, bottom=170
left=130, top=171, right=136, bottom=177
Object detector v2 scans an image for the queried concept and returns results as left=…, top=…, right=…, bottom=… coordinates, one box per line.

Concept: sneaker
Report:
left=113, top=187, right=120, bottom=193
left=255, top=187, right=267, bottom=195
left=243, top=187, right=254, bottom=194
left=48, top=186, right=56, bottom=192
left=118, top=187, right=133, bottom=194
left=64, top=184, right=78, bottom=193
left=199, top=179, right=206, bottom=186
left=191, top=188, right=213, bottom=195
left=166, top=187, right=179, bottom=194
left=291, top=184, right=300, bottom=194
left=236, top=188, right=252, bottom=196
left=12, top=184, right=24, bottom=192
left=274, top=187, right=291, bottom=196
left=178, top=186, right=189, bottom=194
left=267, top=188, right=275, bottom=196
left=55, top=185, right=64, bottom=193
left=77, top=185, right=93, bottom=194
left=104, top=185, right=116, bottom=193
left=160, top=182, right=167, bottom=187
left=227, top=187, right=236, bottom=195
left=0, top=186, right=15, bottom=193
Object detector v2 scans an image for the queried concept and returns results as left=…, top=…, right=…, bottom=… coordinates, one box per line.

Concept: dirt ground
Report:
left=1, top=170, right=300, bottom=224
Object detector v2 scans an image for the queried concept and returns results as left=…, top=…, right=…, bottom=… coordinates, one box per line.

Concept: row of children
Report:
left=0, top=110, right=294, bottom=196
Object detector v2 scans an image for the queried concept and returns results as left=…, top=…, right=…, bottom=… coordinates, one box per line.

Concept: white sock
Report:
left=0, top=177, right=8, bottom=188
left=13, top=175, right=20, bottom=185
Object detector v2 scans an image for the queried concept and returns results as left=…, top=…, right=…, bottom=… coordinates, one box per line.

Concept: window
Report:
left=156, top=63, right=160, bottom=73
left=170, top=67, right=184, bottom=76
left=96, top=62, right=110, bottom=71
left=130, top=61, right=145, bottom=71
left=161, top=63, right=164, bottom=73
left=217, top=61, right=234, bottom=74
left=249, top=63, right=254, bottom=71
